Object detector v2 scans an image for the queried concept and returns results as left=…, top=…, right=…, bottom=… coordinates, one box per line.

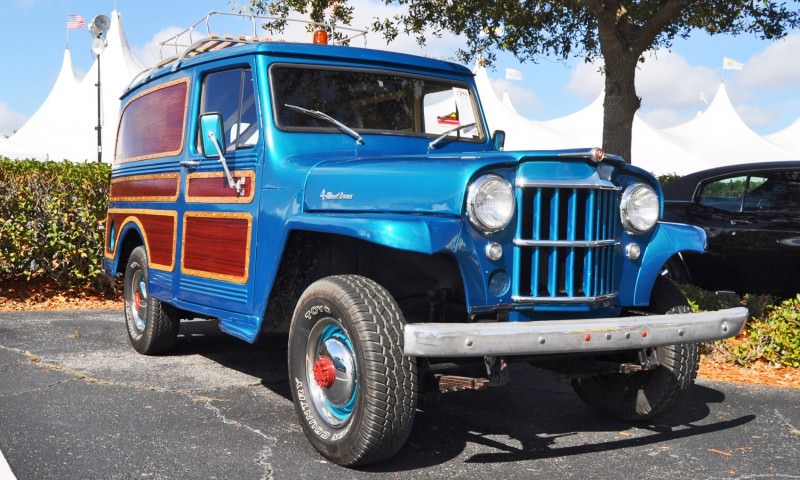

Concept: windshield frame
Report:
left=267, top=62, right=487, bottom=143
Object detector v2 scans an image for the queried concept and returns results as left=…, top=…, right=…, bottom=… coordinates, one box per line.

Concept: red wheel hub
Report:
left=313, top=356, right=337, bottom=388
left=134, top=292, right=142, bottom=310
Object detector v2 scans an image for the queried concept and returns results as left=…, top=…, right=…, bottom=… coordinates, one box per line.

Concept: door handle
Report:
left=180, top=160, right=200, bottom=168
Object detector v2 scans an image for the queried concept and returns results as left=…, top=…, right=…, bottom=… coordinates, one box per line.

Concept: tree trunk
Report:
left=601, top=54, right=640, bottom=164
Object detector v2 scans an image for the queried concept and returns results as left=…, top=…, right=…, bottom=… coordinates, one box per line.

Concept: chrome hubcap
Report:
left=306, top=318, right=357, bottom=427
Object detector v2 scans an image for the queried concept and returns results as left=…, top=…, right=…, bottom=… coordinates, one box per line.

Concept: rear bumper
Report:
left=403, top=307, right=747, bottom=357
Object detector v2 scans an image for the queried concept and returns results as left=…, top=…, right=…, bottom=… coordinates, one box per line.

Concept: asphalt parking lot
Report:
left=0, top=309, right=798, bottom=479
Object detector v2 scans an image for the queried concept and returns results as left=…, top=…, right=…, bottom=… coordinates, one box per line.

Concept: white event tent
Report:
left=475, top=65, right=711, bottom=175
left=474, top=66, right=581, bottom=151
left=661, top=82, right=795, bottom=167
left=765, top=116, right=800, bottom=158
left=1, top=10, right=142, bottom=162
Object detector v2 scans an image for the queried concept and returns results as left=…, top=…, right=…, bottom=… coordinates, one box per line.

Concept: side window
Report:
left=199, top=68, right=259, bottom=151
left=116, top=79, right=189, bottom=163
left=743, top=171, right=800, bottom=213
left=698, top=176, right=747, bottom=212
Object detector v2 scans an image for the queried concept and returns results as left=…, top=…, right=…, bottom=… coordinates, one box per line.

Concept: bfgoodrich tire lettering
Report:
left=288, top=274, right=417, bottom=466
left=123, top=246, right=179, bottom=355
left=572, top=275, right=700, bottom=421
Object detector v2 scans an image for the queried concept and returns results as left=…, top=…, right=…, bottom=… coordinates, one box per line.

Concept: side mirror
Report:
left=492, top=130, right=506, bottom=151
left=200, top=113, right=226, bottom=158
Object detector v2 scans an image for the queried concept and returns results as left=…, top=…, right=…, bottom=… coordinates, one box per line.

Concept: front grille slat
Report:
left=515, top=179, right=620, bottom=304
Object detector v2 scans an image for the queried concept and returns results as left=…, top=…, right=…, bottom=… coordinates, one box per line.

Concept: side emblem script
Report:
left=320, top=189, right=353, bottom=200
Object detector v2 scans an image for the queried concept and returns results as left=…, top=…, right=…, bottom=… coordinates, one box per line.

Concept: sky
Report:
left=1, top=0, right=799, bottom=138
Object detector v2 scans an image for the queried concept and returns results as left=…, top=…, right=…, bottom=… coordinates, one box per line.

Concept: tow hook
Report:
left=619, top=347, right=660, bottom=374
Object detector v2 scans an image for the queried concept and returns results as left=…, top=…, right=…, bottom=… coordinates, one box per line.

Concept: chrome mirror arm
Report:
left=208, top=131, right=245, bottom=196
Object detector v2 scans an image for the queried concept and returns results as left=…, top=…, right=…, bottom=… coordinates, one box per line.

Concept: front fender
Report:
left=629, top=222, right=706, bottom=305
left=285, top=213, right=465, bottom=255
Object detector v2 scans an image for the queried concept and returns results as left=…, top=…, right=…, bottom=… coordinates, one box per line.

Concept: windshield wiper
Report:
left=284, top=104, right=364, bottom=145
left=428, top=123, right=477, bottom=150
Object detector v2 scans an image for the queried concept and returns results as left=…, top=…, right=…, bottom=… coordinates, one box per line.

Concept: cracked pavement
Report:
left=0, top=310, right=798, bottom=479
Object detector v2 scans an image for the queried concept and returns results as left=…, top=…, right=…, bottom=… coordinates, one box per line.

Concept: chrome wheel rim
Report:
left=129, top=270, right=147, bottom=333
left=305, top=318, right=357, bottom=427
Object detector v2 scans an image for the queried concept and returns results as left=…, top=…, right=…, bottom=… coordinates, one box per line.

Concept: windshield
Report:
left=271, top=65, right=486, bottom=142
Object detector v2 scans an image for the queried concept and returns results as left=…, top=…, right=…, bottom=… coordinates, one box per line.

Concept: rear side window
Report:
left=115, top=78, right=189, bottom=163
left=743, top=171, right=800, bottom=213
left=198, top=68, right=259, bottom=151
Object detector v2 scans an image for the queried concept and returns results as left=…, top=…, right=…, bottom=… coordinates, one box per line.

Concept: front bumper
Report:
left=404, top=307, right=747, bottom=357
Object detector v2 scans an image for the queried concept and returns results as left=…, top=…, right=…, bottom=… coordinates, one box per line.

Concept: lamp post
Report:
left=88, top=15, right=110, bottom=163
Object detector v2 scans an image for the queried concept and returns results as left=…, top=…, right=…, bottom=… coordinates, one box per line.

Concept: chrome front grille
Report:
left=513, top=180, right=621, bottom=303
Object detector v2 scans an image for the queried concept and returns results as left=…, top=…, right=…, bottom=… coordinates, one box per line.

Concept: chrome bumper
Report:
left=403, top=307, right=747, bottom=357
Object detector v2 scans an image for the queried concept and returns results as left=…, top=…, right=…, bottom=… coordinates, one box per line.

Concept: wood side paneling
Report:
left=110, top=173, right=180, bottom=202
left=105, top=209, right=177, bottom=271
left=182, top=212, right=252, bottom=283
left=186, top=171, right=255, bottom=203
left=115, top=78, right=189, bottom=163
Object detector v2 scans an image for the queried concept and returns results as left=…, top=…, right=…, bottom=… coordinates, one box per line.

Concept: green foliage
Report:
left=732, top=296, right=800, bottom=368
left=657, top=173, right=681, bottom=186
left=679, top=284, right=798, bottom=368
left=0, top=158, right=110, bottom=290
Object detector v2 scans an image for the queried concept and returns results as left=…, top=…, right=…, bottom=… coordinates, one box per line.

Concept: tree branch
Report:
left=634, top=0, right=699, bottom=52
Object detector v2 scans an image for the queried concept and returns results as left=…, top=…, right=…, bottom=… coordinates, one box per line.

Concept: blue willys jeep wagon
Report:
left=103, top=13, right=747, bottom=466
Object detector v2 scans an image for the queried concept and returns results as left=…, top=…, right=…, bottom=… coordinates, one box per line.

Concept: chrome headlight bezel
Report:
left=466, top=174, right=515, bottom=233
left=620, top=183, right=659, bottom=234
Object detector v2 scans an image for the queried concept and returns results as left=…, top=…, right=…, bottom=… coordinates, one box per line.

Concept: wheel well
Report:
left=263, top=231, right=467, bottom=333
left=664, top=253, right=693, bottom=285
left=115, top=230, right=144, bottom=275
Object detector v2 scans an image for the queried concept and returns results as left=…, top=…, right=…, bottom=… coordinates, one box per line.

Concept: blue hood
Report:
left=303, top=153, right=520, bottom=216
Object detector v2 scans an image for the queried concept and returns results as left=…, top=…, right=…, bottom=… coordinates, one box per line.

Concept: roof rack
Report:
left=126, top=10, right=369, bottom=92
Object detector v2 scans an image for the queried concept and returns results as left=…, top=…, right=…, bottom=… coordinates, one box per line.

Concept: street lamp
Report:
left=88, top=15, right=110, bottom=162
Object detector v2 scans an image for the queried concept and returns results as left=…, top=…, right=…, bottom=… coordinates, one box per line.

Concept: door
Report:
left=177, top=65, right=262, bottom=315
left=688, top=170, right=800, bottom=295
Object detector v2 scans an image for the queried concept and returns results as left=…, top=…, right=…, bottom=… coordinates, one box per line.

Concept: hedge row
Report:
left=0, top=158, right=110, bottom=289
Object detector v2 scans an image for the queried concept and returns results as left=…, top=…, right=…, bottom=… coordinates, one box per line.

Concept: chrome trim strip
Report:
left=404, top=307, right=748, bottom=357
left=511, top=293, right=618, bottom=304
left=513, top=239, right=619, bottom=248
left=515, top=178, right=621, bottom=190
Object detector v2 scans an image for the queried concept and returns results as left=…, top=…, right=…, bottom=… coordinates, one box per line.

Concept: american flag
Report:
left=67, top=14, right=85, bottom=30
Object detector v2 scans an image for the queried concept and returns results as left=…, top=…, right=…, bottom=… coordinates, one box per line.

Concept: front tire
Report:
left=123, top=246, right=179, bottom=355
left=572, top=275, right=700, bottom=421
left=288, top=275, right=417, bottom=466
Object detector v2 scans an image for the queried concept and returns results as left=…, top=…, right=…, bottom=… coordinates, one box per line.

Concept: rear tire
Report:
left=123, top=246, right=179, bottom=355
left=572, top=275, right=699, bottom=421
left=288, top=275, right=417, bottom=466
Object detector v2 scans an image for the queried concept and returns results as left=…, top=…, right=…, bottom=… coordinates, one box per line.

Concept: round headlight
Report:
left=467, top=174, right=515, bottom=233
left=620, top=183, right=659, bottom=234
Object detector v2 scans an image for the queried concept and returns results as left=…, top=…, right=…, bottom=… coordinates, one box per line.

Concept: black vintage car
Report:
left=662, top=161, right=800, bottom=297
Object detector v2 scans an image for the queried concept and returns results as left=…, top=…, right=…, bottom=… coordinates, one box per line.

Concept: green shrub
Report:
left=679, top=283, right=799, bottom=368
left=732, top=295, right=800, bottom=368
left=657, top=172, right=681, bottom=186
left=0, top=158, right=110, bottom=290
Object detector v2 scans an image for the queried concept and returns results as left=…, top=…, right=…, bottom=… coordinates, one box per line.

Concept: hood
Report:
left=304, top=153, right=520, bottom=216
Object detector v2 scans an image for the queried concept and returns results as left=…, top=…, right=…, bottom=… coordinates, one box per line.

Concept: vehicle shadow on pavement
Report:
left=368, top=364, right=755, bottom=471
left=170, top=320, right=755, bottom=471
left=174, top=319, right=293, bottom=397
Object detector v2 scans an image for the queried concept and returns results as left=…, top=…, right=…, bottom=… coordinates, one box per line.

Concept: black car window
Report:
left=199, top=68, right=259, bottom=151
left=698, top=176, right=747, bottom=212
left=743, top=171, right=800, bottom=213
